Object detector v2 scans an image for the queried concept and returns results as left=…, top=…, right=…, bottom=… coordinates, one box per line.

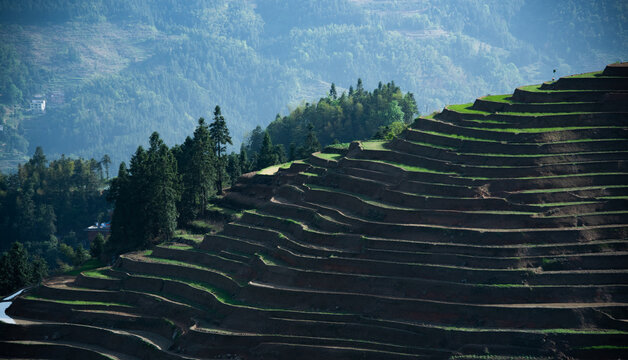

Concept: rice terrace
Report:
left=1, top=62, right=627, bottom=359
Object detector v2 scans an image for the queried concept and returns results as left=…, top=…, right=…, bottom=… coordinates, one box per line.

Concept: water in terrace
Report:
left=0, top=289, right=24, bottom=324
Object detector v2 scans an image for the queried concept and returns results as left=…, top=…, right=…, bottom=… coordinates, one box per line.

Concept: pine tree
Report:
left=209, top=106, right=232, bottom=194
left=177, top=118, right=216, bottom=222
left=101, top=154, right=111, bottom=179
left=356, top=78, right=364, bottom=94
left=145, top=132, right=180, bottom=242
left=239, top=145, right=249, bottom=174
left=0, top=242, right=31, bottom=295
left=329, top=83, right=337, bottom=100
left=300, top=123, right=321, bottom=157
left=107, top=162, right=134, bottom=252
left=256, top=132, right=278, bottom=170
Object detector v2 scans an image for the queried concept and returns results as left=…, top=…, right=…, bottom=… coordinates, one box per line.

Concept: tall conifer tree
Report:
left=209, top=106, right=232, bottom=194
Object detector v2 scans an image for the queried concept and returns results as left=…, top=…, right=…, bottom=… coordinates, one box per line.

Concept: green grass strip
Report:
left=446, top=103, right=491, bottom=115
left=577, top=345, right=628, bottom=350
left=326, top=142, right=350, bottom=150
left=566, top=70, right=604, bottom=78
left=360, top=140, right=388, bottom=150
left=480, top=94, right=514, bottom=103
left=466, top=126, right=621, bottom=134
left=359, top=158, right=458, bottom=175
left=147, top=255, right=244, bottom=285
left=63, top=258, right=106, bottom=276
left=24, top=295, right=132, bottom=307
left=314, top=152, right=343, bottom=161
left=528, top=201, right=599, bottom=207
left=518, top=185, right=628, bottom=194
left=409, top=129, right=500, bottom=143
left=82, top=269, right=116, bottom=280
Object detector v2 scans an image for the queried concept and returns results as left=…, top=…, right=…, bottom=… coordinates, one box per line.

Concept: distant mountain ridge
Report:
left=0, top=0, right=625, bottom=171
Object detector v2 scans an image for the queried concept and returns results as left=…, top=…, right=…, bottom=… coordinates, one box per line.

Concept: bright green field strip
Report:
left=577, top=345, right=628, bottom=350
left=409, top=129, right=500, bottom=143
left=481, top=94, right=593, bottom=106
left=354, top=158, right=458, bottom=175
left=528, top=201, right=599, bottom=207
left=543, top=210, right=628, bottom=218
left=360, top=140, right=388, bottom=150
left=566, top=70, right=604, bottom=78
left=306, top=183, right=412, bottom=210
left=518, top=84, right=609, bottom=93
left=466, top=125, right=621, bottom=134
left=133, top=272, right=352, bottom=316
left=461, top=150, right=628, bottom=158
left=404, top=139, right=457, bottom=151
left=433, top=323, right=628, bottom=335
left=159, top=244, right=246, bottom=264
left=300, top=172, right=319, bottom=177
left=63, top=258, right=106, bottom=276
left=314, top=152, right=343, bottom=161
left=480, top=94, right=513, bottom=103
left=461, top=210, right=537, bottom=215
left=162, top=244, right=194, bottom=250
left=597, top=196, right=628, bottom=200
left=326, top=142, right=350, bottom=150
left=518, top=185, right=628, bottom=194
left=82, top=269, right=116, bottom=280
left=257, top=161, right=294, bottom=175
left=196, top=325, right=440, bottom=354
left=530, top=138, right=628, bottom=146
left=465, top=119, right=508, bottom=124
left=24, top=295, right=132, bottom=307
left=446, top=103, right=491, bottom=115
left=173, top=232, right=204, bottom=244
left=147, top=255, right=245, bottom=286
left=462, top=172, right=628, bottom=181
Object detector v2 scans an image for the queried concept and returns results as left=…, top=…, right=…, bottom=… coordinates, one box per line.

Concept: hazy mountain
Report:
left=0, top=0, right=625, bottom=171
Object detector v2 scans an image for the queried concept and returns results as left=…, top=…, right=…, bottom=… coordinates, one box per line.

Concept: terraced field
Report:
left=2, top=63, right=628, bottom=359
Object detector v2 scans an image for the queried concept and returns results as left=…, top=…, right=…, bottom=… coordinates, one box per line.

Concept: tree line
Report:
left=0, top=148, right=110, bottom=295
left=242, top=79, right=417, bottom=163
left=0, top=79, right=417, bottom=295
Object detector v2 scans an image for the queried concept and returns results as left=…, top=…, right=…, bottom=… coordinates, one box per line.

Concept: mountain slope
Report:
left=1, top=0, right=626, bottom=172
left=2, top=63, right=627, bottom=359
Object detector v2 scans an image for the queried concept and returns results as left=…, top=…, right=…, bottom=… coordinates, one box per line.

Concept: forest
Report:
left=0, top=75, right=420, bottom=295
left=0, top=0, right=625, bottom=173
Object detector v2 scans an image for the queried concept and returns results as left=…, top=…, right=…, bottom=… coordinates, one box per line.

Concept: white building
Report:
left=30, top=99, right=46, bottom=112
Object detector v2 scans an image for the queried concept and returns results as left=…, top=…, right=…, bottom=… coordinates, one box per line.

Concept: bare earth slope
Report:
left=2, top=63, right=628, bottom=360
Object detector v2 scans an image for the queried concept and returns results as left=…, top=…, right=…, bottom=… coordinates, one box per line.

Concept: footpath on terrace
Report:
left=1, top=63, right=628, bottom=360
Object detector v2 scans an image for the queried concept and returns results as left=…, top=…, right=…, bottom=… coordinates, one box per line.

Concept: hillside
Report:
left=2, top=63, right=627, bottom=359
left=1, top=0, right=626, bottom=172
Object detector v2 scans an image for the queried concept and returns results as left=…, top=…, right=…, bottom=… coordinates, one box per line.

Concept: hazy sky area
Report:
left=0, top=0, right=626, bottom=169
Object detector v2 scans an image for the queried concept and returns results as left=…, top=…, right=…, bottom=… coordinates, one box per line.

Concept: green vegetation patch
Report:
left=82, top=269, right=116, bottom=280
left=314, top=152, right=343, bottom=161
left=467, top=126, right=620, bottom=134
left=360, top=140, right=389, bottom=151
left=147, top=255, right=244, bottom=286
left=518, top=185, right=628, bottom=194
left=529, top=201, right=599, bottom=207
left=480, top=94, right=515, bottom=103
left=363, top=158, right=458, bottom=175
left=446, top=103, right=491, bottom=115
left=24, top=295, right=131, bottom=307
left=410, top=129, right=500, bottom=143
left=162, top=244, right=195, bottom=250
left=577, top=345, right=628, bottom=350
left=326, top=142, right=350, bottom=150
left=63, top=258, right=106, bottom=276
left=567, top=70, right=604, bottom=78
left=405, top=140, right=457, bottom=151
